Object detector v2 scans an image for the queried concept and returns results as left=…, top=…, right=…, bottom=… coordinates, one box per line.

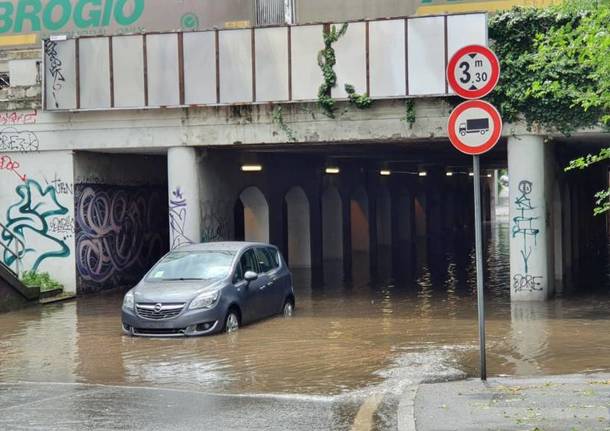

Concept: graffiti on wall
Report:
left=49, top=216, right=75, bottom=240
left=0, top=154, right=26, bottom=181
left=75, top=185, right=167, bottom=287
left=169, top=187, right=194, bottom=249
left=512, top=180, right=542, bottom=292
left=201, top=200, right=230, bottom=243
left=44, top=40, right=65, bottom=109
left=43, top=173, right=74, bottom=195
left=0, top=128, right=40, bottom=153
left=0, top=110, right=37, bottom=126
left=1, top=179, right=70, bottom=271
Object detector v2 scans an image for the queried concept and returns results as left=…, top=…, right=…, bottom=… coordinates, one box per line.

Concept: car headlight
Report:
left=189, top=290, right=220, bottom=310
left=123, top=291, right=134, bottom=310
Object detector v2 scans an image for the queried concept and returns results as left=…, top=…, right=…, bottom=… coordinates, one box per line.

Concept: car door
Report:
left=234, top=248, right=267, bottom=323
left=254, top=247, right=278, bottom=316
left=262, top=247, right=287, bottom=313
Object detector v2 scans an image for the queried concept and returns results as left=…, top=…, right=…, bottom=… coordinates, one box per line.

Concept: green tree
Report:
left=490, top=1, right=609, bottom=215
left=537, top=1, right=610, bottom=215
left=530, top=0, right=610, bottom=127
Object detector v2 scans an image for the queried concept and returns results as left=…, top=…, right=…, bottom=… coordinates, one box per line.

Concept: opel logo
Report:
left=153, top=303, right=163, bottom=313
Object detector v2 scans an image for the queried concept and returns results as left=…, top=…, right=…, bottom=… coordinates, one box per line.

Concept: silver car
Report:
left=121, top=242, right=295, bottom=337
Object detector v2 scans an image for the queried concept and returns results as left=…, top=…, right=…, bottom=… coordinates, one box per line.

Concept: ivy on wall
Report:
left=487, top=2, right=609, bottom=134
left=317, top=23, right=372, bottom=118
left=272, top=106, right=297, bottom=142
left=489, top=1, right=610, bottom=215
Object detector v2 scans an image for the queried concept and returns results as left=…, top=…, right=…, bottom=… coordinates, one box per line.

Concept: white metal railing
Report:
left=0, top=222, right=24, bottom=278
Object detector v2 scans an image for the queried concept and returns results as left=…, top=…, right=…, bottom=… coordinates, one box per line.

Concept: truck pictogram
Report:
left=459, top=118, right=489, bottom=136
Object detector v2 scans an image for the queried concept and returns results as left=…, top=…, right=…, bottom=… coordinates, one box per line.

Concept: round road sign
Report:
left=448, top=100, right=502, bottom=155
left=447, top=45, right=500, bottom=99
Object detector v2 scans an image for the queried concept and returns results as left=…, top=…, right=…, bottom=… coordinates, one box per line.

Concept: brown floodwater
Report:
left=1, top=222, right=610, bottom=396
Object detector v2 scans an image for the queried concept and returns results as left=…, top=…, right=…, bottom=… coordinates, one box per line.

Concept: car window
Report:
left=255, top=248, right=274, bottom=273
left=240, top=249, right=258, bottom=275
left=233, top=260, right=244, bottom=283
left=146, top=250, right=235, bottom=281
left=265, top=247, right=280, bottom=269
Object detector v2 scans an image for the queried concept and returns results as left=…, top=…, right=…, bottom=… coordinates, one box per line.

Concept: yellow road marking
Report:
left=351, top=393, right=384, bottom=431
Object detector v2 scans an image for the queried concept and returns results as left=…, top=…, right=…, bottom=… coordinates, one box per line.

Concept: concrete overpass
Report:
left=0, top=11, right=607, bottom=306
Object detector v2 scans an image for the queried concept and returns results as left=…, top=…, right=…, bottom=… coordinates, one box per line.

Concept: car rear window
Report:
left=265, top=247, right=280, bottom=268
left=255, top=247, right=280, bottom=273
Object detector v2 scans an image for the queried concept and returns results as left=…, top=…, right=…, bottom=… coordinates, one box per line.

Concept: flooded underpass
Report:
left=2, top=221, right=610, bottom=402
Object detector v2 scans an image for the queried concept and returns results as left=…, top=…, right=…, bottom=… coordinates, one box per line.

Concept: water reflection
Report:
left=0, top=221, right=609, bottom=396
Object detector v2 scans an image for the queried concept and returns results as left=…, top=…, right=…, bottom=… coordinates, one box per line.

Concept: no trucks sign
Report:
left=447, top=100, right=502, bottom=156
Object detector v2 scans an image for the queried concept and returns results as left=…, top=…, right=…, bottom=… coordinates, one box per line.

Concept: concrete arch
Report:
left=322, top=185, right=343, bottom=261
left=376, top=186, right=392, bottom=247
left=238, top=186, right=269, bottom=243
left=350, top=186, right=370, bottom=253
left=285, top=186, right=311, bottom=267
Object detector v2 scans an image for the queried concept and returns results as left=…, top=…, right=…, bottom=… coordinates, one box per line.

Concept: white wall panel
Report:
left=42, top=13, right=487, bottom=112
left=446, top=14, right=488, bottom=95
left=290, top=25, right=323, bottom=101
left=147, top=34, right=180, bottom=106
left=331, top=22, right=366, bottom=99
left=407, top=16, right=446, bottom=96
left=255, top=27, right=289, bottom=102
left=219, top=29, right=253, bottom=104
left=79, top=38, right=111, bottom=109
left=45, top=39, right=76, bottom=110
left=369, top=19, right=406, bottom=98
left=112, top=36, right=145, bottom=108
left=183, top=32, right=217, bottom=105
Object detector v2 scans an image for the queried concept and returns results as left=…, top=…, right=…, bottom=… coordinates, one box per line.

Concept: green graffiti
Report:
left=2, top=179, right=70, bottom=272
left=0, top=0, right=145, bottom=34
left=180, top=12, right=199, bottom=30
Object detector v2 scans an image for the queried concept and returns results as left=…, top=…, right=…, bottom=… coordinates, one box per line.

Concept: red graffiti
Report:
left=0, top=110, right=37, bottom=126
left=0, top=155, right=26, bottom=181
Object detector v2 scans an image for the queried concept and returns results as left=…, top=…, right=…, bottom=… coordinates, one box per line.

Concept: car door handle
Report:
left=266, top=281, right=274, bottom=287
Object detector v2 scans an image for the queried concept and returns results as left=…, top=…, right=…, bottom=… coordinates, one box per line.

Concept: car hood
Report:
left=133, top=278, right=225, bottom=304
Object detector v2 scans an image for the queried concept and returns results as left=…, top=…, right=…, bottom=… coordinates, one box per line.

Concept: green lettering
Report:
left=0, top=2, right=13, bottom=33
left=43, top=0, right=71, bottom=31
left=113, top=0, right=143, bottom=26
left=74, top=0, right=101, bottom=28
left=102, top=0, right=112, bottom=25
left=15, top=0, right=41, bottom=32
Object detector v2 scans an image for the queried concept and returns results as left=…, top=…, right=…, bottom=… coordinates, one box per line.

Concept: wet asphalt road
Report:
left=0, top=382, right=365, bottom=431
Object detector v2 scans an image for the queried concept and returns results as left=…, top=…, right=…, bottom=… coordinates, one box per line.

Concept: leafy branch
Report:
left=272, top=106, right=297, bottom=142
left=403, top=99, right=416, bottom=129
left=317, top=23, right=348, bottom=118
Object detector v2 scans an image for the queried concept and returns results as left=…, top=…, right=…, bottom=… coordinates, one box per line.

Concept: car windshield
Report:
left=146, top=250, right=235, bottom=281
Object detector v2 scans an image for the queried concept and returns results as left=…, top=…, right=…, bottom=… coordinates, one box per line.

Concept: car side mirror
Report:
left=244, top=271, right=258, bottom=282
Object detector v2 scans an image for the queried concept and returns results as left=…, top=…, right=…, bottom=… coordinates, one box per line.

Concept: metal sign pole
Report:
left=473, top=155, right=487, bottom=381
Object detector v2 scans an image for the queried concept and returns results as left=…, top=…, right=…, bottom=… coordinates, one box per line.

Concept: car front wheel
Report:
left=282, top=299, right=294, bottom=317
left=224, top=310, right=240, bottom=333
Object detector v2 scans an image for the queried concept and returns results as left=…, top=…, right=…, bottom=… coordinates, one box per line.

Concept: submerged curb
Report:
left=397, top=384, right=418, bottom=431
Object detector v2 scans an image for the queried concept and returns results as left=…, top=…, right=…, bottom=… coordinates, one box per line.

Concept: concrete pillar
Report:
left=508, top=135, right=553, bottom=300
left=168, top=147, right=201, bottom=248
left=342, top=193, right=353, bottom=281
left=308, top=187, right=323, bottom=284
left=491, top=170, right=499, bottom=222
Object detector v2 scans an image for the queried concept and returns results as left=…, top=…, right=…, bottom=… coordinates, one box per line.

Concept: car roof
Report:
left=174, top=241, right=275, bottom=253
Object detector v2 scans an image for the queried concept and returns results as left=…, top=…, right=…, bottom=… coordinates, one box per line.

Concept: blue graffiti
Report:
left=512, top=180, right=539, bottom=274
left=2, top=179, right=70, bottom=271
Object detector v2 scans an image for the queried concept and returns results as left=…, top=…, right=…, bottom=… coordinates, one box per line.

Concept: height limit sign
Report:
left=447, top=45, right=500, bottom=99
